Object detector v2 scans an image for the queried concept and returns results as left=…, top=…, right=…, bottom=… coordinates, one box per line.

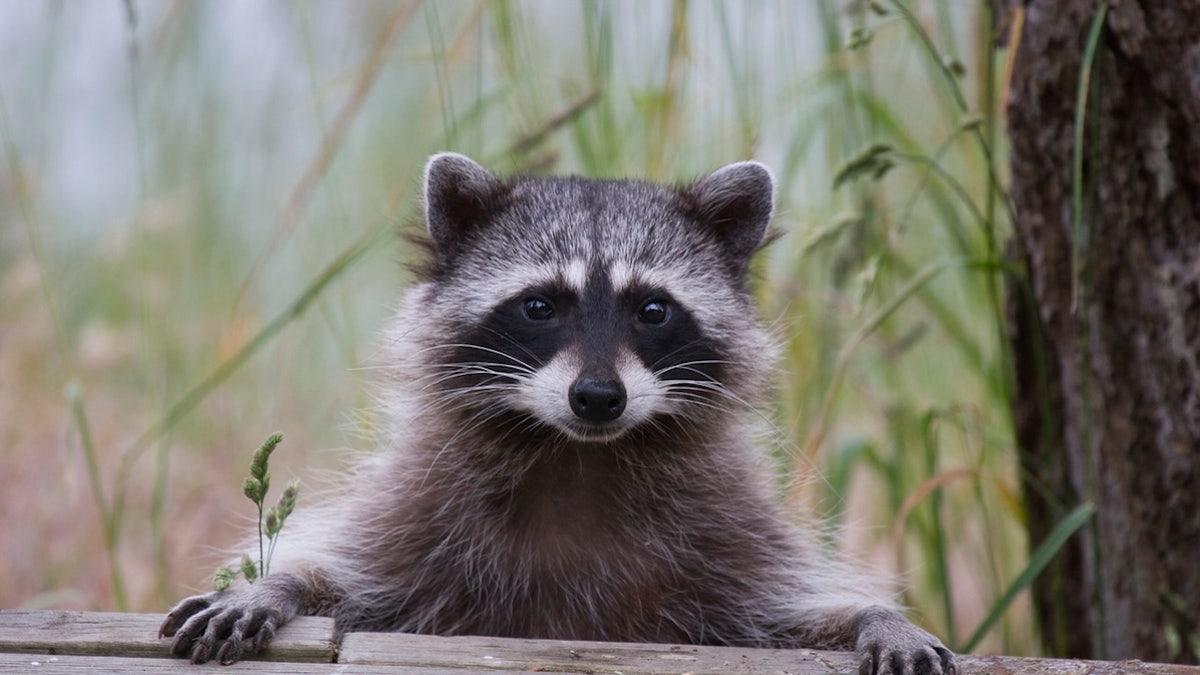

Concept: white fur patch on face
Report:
left=607, top=261, right=730, bottom=335
left=510, top=347, right=668, bottom=442
left=458, top=259, right=590, bottom=321
left=511, top=349, right=580, bottom=432
left=461, top=263, right=556, bottom=319
left=608, top=260, right=635, bottom=294
left=562, top=258, right=588, bottom=295
left=615, top=348, right=667, bottom=426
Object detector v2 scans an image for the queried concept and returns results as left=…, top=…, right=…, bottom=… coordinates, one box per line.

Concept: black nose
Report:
left=569, top=378, right=627, bottom=423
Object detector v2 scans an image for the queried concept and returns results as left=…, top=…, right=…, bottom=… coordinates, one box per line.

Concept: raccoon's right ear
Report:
left=682, top=161, right=774, bottom=276
left=423, top=152, right=506, bottom=261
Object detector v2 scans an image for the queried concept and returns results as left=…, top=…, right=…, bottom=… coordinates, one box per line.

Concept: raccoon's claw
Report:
left=158, top=594, right=213, bottom=639
left=856, top=643, right=956, bottom=675
left=160, top=591, right=284, bottom=664
left=855, top=608, right=956, bottom=675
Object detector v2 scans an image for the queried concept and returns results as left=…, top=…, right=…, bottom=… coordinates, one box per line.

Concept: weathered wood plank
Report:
left=339, top=631, right=1200, bottom=675
left=959, top=655, right=1200, bottom=675
left=0, top=611, right=336, bottom=663
left=0, top=652, right=484, bottom=674
left=341, top=631, right=857, bottom=674
left=3, top=612, right=1200, bottom=674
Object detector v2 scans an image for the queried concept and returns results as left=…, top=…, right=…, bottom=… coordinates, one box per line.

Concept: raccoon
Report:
left=160, top=153, right=955, bottom=674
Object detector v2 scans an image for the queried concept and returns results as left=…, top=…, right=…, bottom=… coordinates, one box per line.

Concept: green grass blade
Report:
left=67, top=383, right=128, bottom=611
left=887, top=0, right=967, bottom=112
left=921, top=411, right=955, bottom=646
left=959, top=502, right=1097, bottom=652
left=801, top=256, right=981, bottom=460
left=111, top=223, right=391, bottom=541
left=1070, top=1, right=1108, bottom=312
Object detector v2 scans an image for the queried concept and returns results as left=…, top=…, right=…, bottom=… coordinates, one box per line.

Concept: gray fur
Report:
left=161, top=153, right=955, bottom=674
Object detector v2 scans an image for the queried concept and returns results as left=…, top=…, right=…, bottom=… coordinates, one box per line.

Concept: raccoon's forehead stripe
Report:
left=608, top=260, right=706, bottom=300
left=608, top=260, right=636, bottom=294
left=563, top=258, right=588, bottom=294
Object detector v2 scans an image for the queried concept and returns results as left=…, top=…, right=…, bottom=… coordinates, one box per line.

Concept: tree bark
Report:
left=1003, top=0, right=1200, bottom=663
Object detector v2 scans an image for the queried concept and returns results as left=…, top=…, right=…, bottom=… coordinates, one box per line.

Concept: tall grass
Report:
left=0, top=0, right=1042, bottom=655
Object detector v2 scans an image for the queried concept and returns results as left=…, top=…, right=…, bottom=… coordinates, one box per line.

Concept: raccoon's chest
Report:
left=449, top=452, right=690, bottom=641
left=505, top=451, right=621, bottom=550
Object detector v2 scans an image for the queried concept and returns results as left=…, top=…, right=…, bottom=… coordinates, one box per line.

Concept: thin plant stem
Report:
left=231, top=0, right=421, bottom=314
left=68, top=384, right=128, bottom=611
left=1070, top=2, right=1108, bottom=313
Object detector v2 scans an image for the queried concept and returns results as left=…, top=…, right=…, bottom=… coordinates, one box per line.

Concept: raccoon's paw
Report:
left=159, top=585, right=298, bottom=665
left=854, top=608, right=956, bottom=675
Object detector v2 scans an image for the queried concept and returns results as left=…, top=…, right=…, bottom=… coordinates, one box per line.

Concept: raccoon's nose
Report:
left=569, top=378, right=627, bottom=423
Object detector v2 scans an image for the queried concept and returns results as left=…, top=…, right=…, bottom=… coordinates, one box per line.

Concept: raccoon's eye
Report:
left=637, top=300, right=670, bottom=325
left=522, top=297, right=555, bottom=321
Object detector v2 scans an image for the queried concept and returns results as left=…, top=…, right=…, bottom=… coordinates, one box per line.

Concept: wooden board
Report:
left=3, top=612, right=1200, bottom=674
left=0, top=652, right=479, bottom=674
left=339, top=630, right=859, bottom=673
left=0, top=610, right=336, bottom=663
left=339, top=630, right=1200, bottom=674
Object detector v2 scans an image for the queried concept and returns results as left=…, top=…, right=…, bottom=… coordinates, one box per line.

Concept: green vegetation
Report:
left=213, top=432, right=298, bottom=591
left=0, top=0, right=1071, bottom=656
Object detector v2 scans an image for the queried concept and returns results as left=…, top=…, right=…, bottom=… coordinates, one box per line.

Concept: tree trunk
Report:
left=1003, top=0, right=1200, bottom=663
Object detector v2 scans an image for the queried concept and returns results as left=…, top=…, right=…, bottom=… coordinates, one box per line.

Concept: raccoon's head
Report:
left=405, top=152, right=776, bottom=444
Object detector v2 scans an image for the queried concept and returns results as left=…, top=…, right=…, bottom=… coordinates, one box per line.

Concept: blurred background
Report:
left=0, top=0, right=1026, bottom=655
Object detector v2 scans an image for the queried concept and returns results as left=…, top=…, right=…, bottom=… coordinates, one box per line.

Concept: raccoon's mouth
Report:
left=556, top=420, right=632, bottom=443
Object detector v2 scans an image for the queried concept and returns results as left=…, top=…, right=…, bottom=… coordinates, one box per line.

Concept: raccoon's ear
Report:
left=423, top=152, right=506, bottom=260
left=682, top=161, right=774, bottom=274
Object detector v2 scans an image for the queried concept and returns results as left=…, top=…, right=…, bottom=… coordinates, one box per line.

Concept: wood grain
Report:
left=0, top=610, right=335, bottom=662
left=2, top=611, right=1199, bottom=674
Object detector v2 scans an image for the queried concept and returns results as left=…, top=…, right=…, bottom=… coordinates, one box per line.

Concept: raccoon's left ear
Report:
left=681, top=161, right=774, bottom=275
left=423, top=152, right=507, bottom=263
